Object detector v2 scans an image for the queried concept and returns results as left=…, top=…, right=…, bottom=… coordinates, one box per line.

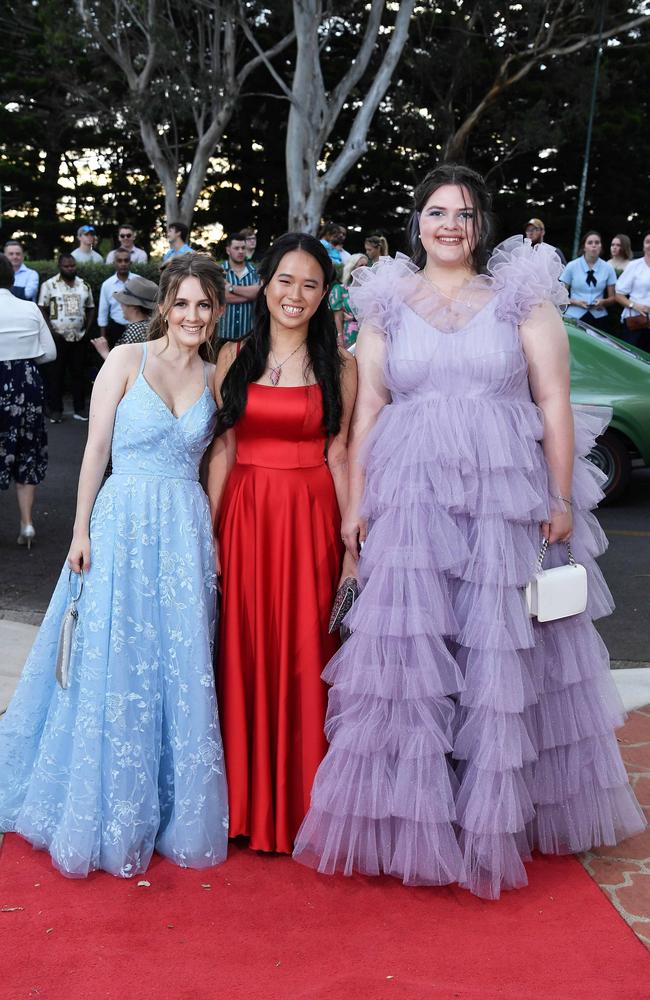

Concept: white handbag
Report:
left=55, top=570, right=84, bottom=689
left=525, top=539, right=588, bottom=623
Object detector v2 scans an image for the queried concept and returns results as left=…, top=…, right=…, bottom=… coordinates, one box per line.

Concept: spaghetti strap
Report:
left=138, top=342, right=148, bottom=376
left=203, top=361, right=209, bottom=387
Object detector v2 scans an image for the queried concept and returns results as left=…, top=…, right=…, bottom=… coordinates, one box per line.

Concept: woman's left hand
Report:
left=541, top=509, right=573, bottom=544
left=338, top=548, right=358, bottom=588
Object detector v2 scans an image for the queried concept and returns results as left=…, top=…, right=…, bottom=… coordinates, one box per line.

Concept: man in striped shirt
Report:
left=220, top=233, right=260, bottom=341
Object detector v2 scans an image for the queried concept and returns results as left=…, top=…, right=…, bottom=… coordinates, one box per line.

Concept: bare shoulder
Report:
left=213, top=338, right=243, bottom=394
left=102, top=342, right=142, bottom=377
left=216, top=339, right=241, bottom=375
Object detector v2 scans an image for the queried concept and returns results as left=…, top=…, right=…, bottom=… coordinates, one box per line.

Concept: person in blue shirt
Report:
left=162, top=221, right=192, bottom=261
left=560, top=231, right=617, bottom=333
left=4, top=241, right=39, bottom=302
left=318, top=222, right=344, bottom=265
left=97, top=250, right=134, bottom=346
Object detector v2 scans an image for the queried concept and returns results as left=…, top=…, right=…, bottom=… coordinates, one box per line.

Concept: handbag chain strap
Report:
left=536, top=538, right=576, bottom=573
left=68, top=568, right=84, bottom=604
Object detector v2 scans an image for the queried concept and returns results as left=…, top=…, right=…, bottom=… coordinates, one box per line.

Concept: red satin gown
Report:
left=217, top=383, right=343, bottom=853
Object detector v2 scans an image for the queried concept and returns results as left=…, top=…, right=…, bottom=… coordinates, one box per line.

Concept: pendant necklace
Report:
left=268, top=341, right=306, bottom=386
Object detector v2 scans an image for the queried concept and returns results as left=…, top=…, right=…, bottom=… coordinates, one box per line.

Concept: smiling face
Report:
left=583, top=233, right=602, bottom=261
left=4, top=243, right=24, bottom=271
left=418, top=184, right=478, bottom=271
left=119, top=227, right=135, bottom=248
left=163, top=275, right=222, bottom=350
left=264, top=249, right=326, bottom=332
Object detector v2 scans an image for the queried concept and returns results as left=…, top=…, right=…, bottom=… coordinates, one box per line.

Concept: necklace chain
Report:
left=268, top=341, right=306, bottom=386
left=420, top=271, right=472, bottom=303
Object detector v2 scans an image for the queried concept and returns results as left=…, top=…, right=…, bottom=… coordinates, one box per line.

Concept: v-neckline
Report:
left=140, top=372, right=211, bottom=421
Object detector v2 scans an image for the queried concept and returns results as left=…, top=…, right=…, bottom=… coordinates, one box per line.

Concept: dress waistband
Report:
left=110, top=470, right=199, bottom=483
left=235, top=437, right=326, bottom=469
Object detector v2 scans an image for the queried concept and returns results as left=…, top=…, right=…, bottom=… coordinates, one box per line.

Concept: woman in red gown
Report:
left=206, top=233, right=357, bottom=853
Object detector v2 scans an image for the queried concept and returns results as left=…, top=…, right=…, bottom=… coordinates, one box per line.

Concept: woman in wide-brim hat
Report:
left=91, top=275, right=159, bottom=360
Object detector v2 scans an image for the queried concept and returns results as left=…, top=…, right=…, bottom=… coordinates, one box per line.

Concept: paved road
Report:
left=1, top=413, right=649, bottom=662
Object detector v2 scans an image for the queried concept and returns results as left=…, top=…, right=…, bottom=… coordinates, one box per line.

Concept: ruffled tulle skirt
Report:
left=293, top=400, right=646, bottom=899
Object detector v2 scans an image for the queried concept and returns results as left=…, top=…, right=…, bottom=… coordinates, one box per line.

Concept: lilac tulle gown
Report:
left=293, top=237, right=646, bottom=899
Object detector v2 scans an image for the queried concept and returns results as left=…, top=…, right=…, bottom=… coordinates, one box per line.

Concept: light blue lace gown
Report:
left=0, top=343, right=228, bottom=878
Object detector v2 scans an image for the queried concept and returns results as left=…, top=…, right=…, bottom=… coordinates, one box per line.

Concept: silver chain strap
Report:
left=536, top=539, right=576, bottom=573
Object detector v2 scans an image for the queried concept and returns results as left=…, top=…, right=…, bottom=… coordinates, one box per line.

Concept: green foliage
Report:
left=1, top=0, right=649, bottom=259
left=27, top=261, right=162, bottom=300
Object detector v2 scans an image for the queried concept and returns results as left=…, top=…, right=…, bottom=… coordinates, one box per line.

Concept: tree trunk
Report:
left=285, top=0, right=415, bottom=232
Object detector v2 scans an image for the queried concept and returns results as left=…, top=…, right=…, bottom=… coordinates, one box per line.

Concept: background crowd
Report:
left=2, top=205, right=648, bottom=549
left=3, top=213, right=649, bottom=407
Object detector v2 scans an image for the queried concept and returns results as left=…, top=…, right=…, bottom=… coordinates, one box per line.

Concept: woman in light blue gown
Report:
left=0, top=254, right=229, bottom=878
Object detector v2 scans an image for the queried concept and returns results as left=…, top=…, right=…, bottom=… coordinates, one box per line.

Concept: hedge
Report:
left=26, top=260, right=163, bottom=301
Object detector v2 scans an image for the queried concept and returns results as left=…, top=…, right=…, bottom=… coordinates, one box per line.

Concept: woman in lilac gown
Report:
left=293, top=164, right=645, bottom=899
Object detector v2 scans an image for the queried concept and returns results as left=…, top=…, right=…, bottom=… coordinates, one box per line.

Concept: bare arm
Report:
left=615, top=292, right=650, bottom=314
left=203, top=342, right=239, bottom=575
left=67, top=346, right=138, bottom=572
left=227, top=283, right=260, bottom=302
left=327, top=350, right=359, bottom=582
left=326, top=349, right=358, bottom=516
left=341, top=322, right=390, bottom=559
left=520, top=301, right=574, bottom=544
left=332, top=308, right=344, bottom=342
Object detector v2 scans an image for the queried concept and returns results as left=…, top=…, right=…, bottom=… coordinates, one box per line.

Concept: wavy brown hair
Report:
left=148, top=253, right=226, bottom=362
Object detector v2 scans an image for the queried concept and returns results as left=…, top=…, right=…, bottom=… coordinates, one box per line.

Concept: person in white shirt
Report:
left=0, top=253, right=56, bottom=546
left=615, top=230, right=650, bottom=352
left=71, top=225, right=104, bottom=264
left=105, top=223, right=148, bottom=264
left=97, top=250, right=134, bottom=346
left=38, top=253, right=95, bottom=422
left=3, top=240, right=39, bottom=302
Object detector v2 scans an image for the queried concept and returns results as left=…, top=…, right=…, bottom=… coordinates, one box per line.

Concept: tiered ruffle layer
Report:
left=293, top=397, right=645, bottom=898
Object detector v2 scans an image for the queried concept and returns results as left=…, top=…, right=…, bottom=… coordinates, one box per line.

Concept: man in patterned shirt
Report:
left=220, top=233, right=260, bottom=341
left=38, top=252, right=95, bottom=422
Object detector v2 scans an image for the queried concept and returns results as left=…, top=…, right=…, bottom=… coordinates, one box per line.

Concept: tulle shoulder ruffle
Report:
left=348, top=253, right=420, bottom=336
left=487, top=236, right=568, bottom=325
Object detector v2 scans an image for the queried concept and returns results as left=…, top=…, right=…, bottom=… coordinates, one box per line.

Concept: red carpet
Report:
left=1, top=834, right=648, bottom=1000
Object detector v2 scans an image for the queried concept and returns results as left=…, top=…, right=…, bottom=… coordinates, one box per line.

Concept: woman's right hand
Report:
left=67, top=533, right=91, bottom=573
left=341, top=511, right=367, bottom=560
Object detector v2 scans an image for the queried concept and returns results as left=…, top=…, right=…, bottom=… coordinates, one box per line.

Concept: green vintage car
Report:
left=566, top=317, right=650, bottom=502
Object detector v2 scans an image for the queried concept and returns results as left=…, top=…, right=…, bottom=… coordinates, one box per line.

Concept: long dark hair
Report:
left=407, top=163, right=494, bottom=274
left=218, top=232, right=342, bottom=436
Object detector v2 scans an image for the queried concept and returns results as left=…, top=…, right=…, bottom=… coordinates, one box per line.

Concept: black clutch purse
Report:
left=328, top=576, right=359, bottom=635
